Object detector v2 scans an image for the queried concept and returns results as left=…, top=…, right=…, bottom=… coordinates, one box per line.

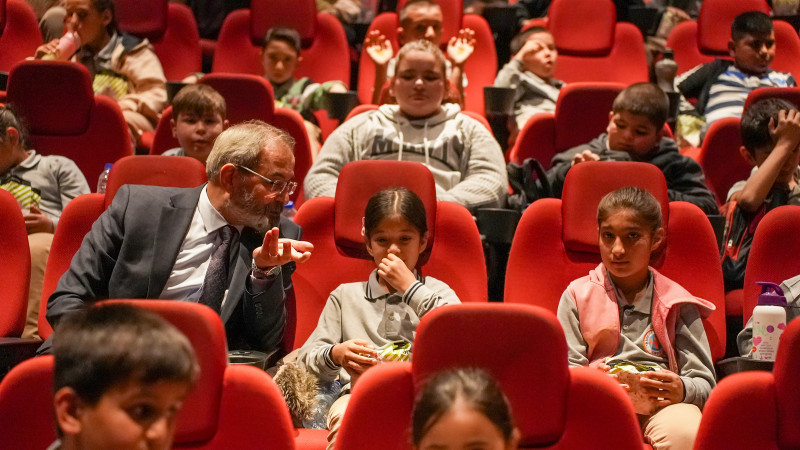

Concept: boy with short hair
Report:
left=677, top=11, right=796, bottom=127
left=494, top=26, right=564, bottom=131
left=722, top=98, right=800, bottom=291
left=261, top=27, right=347, bottom=158
left=548, top=82, right=719, bottom=215
left=164, top=84, right=229, bottom=165
left=364, top=0, right=475, bottom=104
left=51, top=302, right=199, bottom=450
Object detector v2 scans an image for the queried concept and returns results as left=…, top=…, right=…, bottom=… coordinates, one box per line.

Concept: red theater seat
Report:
left=0, top=189, right=30, bottom=337
left=0, top=0, right=41, bottom=72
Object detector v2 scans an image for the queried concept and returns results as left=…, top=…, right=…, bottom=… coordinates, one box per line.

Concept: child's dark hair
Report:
left=264, top=27, right=302, bottom=55
left=399, top=0, right=441, bottom=23
left=396, top=39, right=447, bottom=80
left=597, top=186, right=663, bottom=233
left=0, top=104, right=29, bottom=149
left=612, top=82, right=669, bottom=130
left=53, top=303, right=199, bottom=406
left=90, top=0, right=118, bottom=34
left=412, top=368, right=515, bottom=445
left=172, top=84, right=227, bottom=121
left=510, top=26, right=550, bottom=56
left=364, top=187, right=428, bottom=239
left=741, top=97, right=798, bottom=156
left=731, top=11, right=773, bottom=42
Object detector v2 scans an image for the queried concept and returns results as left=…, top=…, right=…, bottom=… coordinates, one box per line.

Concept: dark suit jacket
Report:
left=45, top=184, right=302, bottom=352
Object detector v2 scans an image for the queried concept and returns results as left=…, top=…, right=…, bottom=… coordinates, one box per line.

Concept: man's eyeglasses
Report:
left=235, top=165, right=297, bottom=196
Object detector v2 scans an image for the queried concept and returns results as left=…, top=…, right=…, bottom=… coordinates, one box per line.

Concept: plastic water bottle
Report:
left=752, top=281, right=788, bottom=361
left=282, top=200, right=297, bottom=220
left=42, top=31, right=81, bottom=61
left=654, top=49, right=679, bottom=93
left=97, top=163, right=112, bottom=194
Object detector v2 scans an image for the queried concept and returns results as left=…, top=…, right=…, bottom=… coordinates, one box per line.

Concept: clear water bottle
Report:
left=752, top=282, right=788, bottom=361
left=97, top=163, right=112, bottom=194
left=282, top=200, right=297, bottom=220
left=654, top=49, right=679, bottom=93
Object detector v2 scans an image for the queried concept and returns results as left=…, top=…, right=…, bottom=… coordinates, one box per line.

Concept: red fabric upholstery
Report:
left=150, top=105, right=178, bottom=155
left=0, top=355, right=58, bottom=448
left=356, top=13, right=398, bottom=105
left=0, top=0, right=41, bottom=72
left=549, top=0, right=615, bottom=56
left=695, top=318, right=800, bottom=449
left=742, top=205, right=800, bottom=324
left=115, top=0, right=168, bottom=41
left=461, top=13, right=497, bottom=114
left=743, top=86, right=800, bottom=111
left=103, top=155, right=208, bottom=208
left=213, top=0, right=350, bottom=87
left=5, top=301, right=296, bottom=449
left=151, top=3, right=202, bottom=81
left=38, top=193, right=106, bottom=340
left=545, top=0, right=647, bottom=84
left=0, top=189, right=30, bottom=337
left=505, top=161, right=727, bottom=361
left=696, top=117, right=747, bottom=205
left=200, top=72, right=275, bottom=123
left=667, top=0, right=800, bottom=76
left=337, top=304, right=644, bottom=449
left=291, top=160, right=487, bottom=352
left=6, top=61, right=132, bottom=189
left=0, top=0, right=6, bottom=36
left=509, top=82, right=624, bottom=168
left=272, top=107, right=314, bottom=203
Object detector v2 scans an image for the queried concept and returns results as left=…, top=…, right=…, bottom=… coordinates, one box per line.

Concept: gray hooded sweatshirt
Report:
left=304, top=104, right=508, bottom=211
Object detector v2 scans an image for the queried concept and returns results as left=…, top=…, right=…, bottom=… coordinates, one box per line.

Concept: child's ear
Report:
left=419, top=231, right=429, bottom=253
left=223, top=119, right=231, bottom=130
left=4, top=127, right=19, bottom=146
left=170, top=118, right=177, bottom=138
left=651, top=227, right=666, bottom=252
left=506, top=427, right=522, bottom=450
left=728, top=39, right=737, bottom=58
left=101, top=9, right=112, bottom=28
left=739, top=145, right=757, bottom=166
left=53, top=387, right=84, bottom=436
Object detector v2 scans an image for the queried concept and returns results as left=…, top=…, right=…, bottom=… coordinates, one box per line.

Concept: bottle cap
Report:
left=284, top=200, right=295, bottom=209
left=663, top=48, right=674, bottom=59
left=104, top=163, right=113, bottom=170
left=757, top=281, right=787, bottom=306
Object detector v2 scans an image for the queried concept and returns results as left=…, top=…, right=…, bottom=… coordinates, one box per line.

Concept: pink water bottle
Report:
left=42, top=31, right=81, bottom=61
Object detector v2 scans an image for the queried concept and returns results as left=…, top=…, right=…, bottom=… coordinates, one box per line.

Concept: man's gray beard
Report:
left=224, top=191, right=279, bottom=234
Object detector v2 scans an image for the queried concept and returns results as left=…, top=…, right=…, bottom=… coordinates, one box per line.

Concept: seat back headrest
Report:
left=554, top=82, right=625, bottom=152
left=199, top=73, right=275, bottom=123
left=697, top=0, right=769, bottom=54
left=334, top=160, right=437, bottom=261
left=562, top=161, right=669, bottom=254
left=549, top=0, right=616, bottom=56
left=116, top=0, right=168, bottom=41
left=250, top=0, right=317, bottom=48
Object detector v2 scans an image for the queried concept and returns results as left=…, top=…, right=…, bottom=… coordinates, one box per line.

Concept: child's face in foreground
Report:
left=399, top=5, right=444, bottom=45
left=366, top=214, right=427, bottom=274
left=64, top=0, right=111, bottom=51
left=171, top=112, right=226, bottom=165
left=262, top=40, right=300, bottom=85
left=62, top=379, right=191, bottom=450
left=729, top=32, right=775, bottom=76
left=392, top=50, right=446, bottom=119
left=521, top=32, right=557, bottom=80
left=606, top=111, right=661, bottom=158
left=599, top=209, right=663, bottom=294
left=416, top=398, right=517, bottom=450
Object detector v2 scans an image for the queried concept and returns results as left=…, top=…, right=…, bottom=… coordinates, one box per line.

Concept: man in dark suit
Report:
left=45, top=121, right=313, bottom=353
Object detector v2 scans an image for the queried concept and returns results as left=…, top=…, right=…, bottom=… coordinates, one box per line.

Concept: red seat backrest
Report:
left=553, top=82, right=624, bottom=153
left=743, top=86, right=800, bottom=111
left=200, top=72, right=275, bottom=123
left=6, top=61, right=132, bottom=189
left=0, top=0, right=42, bottom=72
left=115, top=0, right=168, bottom=41
left=0, top=189, right=30, bottom=337
left=696, top=117, right=747, bottom=205
left=151, top=4, right=203, bottom=81
left=0, top=0, right=7, bottom=38
left=0, top=355, right=57, bottom=448
left=104, top=155, right=208, bottom=208
left=697, top=0, right=768, bottom=56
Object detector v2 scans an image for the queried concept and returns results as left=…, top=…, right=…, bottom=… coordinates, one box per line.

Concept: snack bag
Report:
left=607, top=359, right=662, bottom=415
left=375, top=340, right=412, bottom=362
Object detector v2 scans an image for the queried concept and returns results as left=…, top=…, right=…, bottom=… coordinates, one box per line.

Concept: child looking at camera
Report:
left=163, top=84, right=229, bottom=165
left=412, top=368, right=520, bottom=450
left=297, top=187, right=460, bottom=449
left=556, top=187, right=716, bottom=450
left=51, top=302, right=199, bottom=450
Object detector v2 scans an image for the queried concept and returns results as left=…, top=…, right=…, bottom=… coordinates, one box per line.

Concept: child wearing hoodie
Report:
left=304, top=39, right=508, bottom=212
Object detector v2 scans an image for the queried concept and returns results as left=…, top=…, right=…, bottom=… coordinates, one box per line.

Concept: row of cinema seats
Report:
left=1, top=155, right=800, bottom=446
left=4, top=156, right=800, bottom=361
left=3, top=295, right=800, bottom=449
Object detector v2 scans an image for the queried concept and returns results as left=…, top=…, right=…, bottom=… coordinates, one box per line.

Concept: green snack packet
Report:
left=375, top=340, right=412, bottom=362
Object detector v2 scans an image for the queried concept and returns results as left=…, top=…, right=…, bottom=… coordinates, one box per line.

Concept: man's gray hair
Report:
left=205, top=120, right=295, bottom=182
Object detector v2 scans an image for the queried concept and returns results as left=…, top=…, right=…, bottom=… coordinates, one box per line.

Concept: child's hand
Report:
left=365, top=30, right=393, bottom=66
left=447, top=28, right=476, bottom=66
left=769, top=109, right=800, bottom=153
left=639, top=370, right=684, bottom=407
left=378, top=253, right=417, bottom=292
left=514, top=38, right=544, bottom=62
left=571, top=149, right=601, bottom=166
left=331, top=339, right=378, bottom=376
left=34, top=39, right=60, bottom=59
left=24, top=205, right=54, bottom=234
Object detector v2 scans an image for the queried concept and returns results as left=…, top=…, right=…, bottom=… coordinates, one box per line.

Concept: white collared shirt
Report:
left=159, top=186, right=243, bottom=304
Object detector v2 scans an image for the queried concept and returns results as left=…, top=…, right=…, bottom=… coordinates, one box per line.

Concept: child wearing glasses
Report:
left=305, top=40, right=507, bottom=213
